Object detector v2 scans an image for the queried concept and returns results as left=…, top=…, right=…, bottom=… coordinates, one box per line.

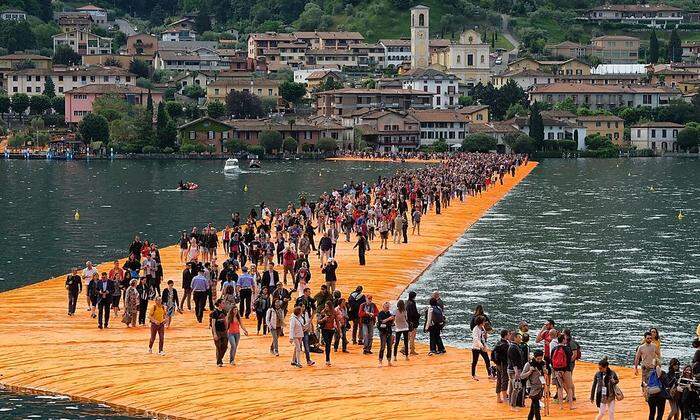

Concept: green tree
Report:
left=432, top=138, right=449, bottom=153
left=283, top=136, right=298, bottom=153
left=224, top=138, right=244, bottom=153
left=146, top=90, right=154, bottom=114
left=461, top=133, right=496, bottom=152
left=182, top=85, right=206, bottom=100
left=133, top=108, right=155, bottom=147
left=195, top=9, right=212, bottom=34
left=585, top=133, right=613, bottom=150
left=43, top=76, right=55, bottom=98
left=459, top=95, right=475, bottom=106
left=505, top=103, right=527, bottom=119
left=207, top=100, right=227, bottom=119
left=93, top=94, right=130, bottom=122
left=317, top=137, right=338, bottom=153
left=29, top=95, right=51, bottom=115
left=166, top=101, right=185, bottom=119
left=53, top=44, right=81, bottom=66
left=554, top=97, right=577, bottom=114
left=317, top=77, right=343, bottom=92
left=668, top=29, right=682, bottom=63
left=155, top=102, right=176, bottom=149
left=279, top=81, right=307, bottom=104
left=129, top=59, right=151, bottom=78
left=649, top=30, right=659, bottom=64
left=259, top=130, right=283, bottom=154
left=296, top=3, right=324, bottom=30
left=226, top=90, right=264, bottom=119
left=51, top=96, right=64, bottom=114
left=0, top=95, right=10, bottom=116
left=505, top=133, right=536, bottom=154
left=677, top=126, right=699, bottom=151
left=79, top=113, right=110, bottom=143
left=11, top=93, right=30, bottom=121
left=0, top=20, right=36, bottom=53
left=529, top=102, right=544, bottom=144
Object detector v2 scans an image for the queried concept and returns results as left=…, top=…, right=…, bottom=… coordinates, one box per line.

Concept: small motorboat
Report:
left=224, top=158, right=240, bottom=173
left=177, top=181, right=199, bottom=191
left=249, top=159, right=261, bottom=169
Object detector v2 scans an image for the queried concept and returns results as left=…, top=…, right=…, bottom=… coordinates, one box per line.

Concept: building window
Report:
left=651, top=129, right=656, bottom=138
left=467, top=54, right=473, bottom=66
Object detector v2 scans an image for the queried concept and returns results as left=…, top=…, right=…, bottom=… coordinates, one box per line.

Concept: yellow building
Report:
left=576, top=115, right=625, bottom=145
left=206, top=78, right=280, bottom=102
left=506, top=57, right=591, bottom=76
left=458, top=105, right=489, bottom=123
left=677, top=79, right=700, bottom=94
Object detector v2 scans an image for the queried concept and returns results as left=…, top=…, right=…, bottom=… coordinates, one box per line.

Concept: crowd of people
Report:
left=334, top=150, right=450, bottom=161
left=62, top=151, right=699, bottom=417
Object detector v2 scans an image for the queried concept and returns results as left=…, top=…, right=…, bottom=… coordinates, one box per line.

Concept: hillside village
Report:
left=1, top=2, right=700, bottom=157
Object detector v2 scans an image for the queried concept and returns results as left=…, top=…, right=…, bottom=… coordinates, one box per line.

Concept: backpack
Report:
left=432, top=306, right=445, bottom=327
left=646, top=370, right=662, bottom=396
left=551, top=346, right=568, bottom=370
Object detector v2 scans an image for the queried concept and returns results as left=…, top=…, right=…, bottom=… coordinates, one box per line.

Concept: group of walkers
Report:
left=467, top=306, right=700, bottom=420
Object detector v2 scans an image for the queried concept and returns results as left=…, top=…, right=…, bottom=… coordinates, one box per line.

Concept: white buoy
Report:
left=74, top=210, right=80, bottom=221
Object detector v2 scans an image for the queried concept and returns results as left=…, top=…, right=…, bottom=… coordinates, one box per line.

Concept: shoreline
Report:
left=0, top=161, right=648, bottom=419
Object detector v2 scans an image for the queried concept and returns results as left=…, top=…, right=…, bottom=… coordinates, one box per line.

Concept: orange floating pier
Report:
left=0, top=161, right=647, bottom=419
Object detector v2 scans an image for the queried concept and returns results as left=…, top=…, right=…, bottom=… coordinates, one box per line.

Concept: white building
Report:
left=1, top=9, right=27, bottom=21
left=75, top=5, right=107, bottom=25
left=408, top=109, right=470, bottom=146
left=380, top=39, right=411, bottom=68
left=161, top=28, right=197, bottom=42
left=154, top=48, right=224, bottom=71
left=631, top=121, right=682, bottom=152
left=53, top=30, right=112, bottom=56
left=492, top=69, right=555, bottom=90
left=4, top=66, right=136, bottom=95
left=401, top=68, right=459, bottom=108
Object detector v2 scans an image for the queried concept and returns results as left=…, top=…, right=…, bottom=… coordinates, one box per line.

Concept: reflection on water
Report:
left=405, top=158, right=699, bottom=365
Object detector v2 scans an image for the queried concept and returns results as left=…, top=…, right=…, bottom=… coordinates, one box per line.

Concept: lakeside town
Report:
left=0, top=3, right=700, bottom=159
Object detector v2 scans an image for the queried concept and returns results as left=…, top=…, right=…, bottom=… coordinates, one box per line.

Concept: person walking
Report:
left=181, top=262, right=195, bottom=311
left=318, top=301, right=341, bottom=366
left=646, top=358, right=668, bottom=420
left=377, top=301, right=395, bottom=367
left=65, top=267, right=82, bottom=316
left=493, top=329, right=511, bottom=404
left=333, top=298, right=349, bottom=353
left=191, top=269, right=209, bottom=323
left=591, top=357, right=619, bottom=420
left=406, top=291, right=420, bottom=356
left=225, top=306, right=248, bottom=365
left=348, top=286, right=366, bottom=345
left=209, top=298, right=228, bottom=367
left=289, top=306, right=304, bottom=368
left=635, top=331, right=661, bottom=386
left=507, top=333, right=526, bottom=409
left=236, top=266, right=255, bottom=318
left=551, top=334, right=575, bottom=410
left=393, top=299, right=409, bottom=361
left=161, top=280, right=181, bottom=328
left=136, top=277, right=150, bottom=326
left=522, top=349, right=546, bottom=420
left=147, top=297, right=166, bottom=355
left=424, top=297, right=445, bottom=355
left=666, top=358, right=682, bottom=420
left=353, top=233, right=370, bottom=266
left=471, top=315, right=493, bottom=381
left=122, top=279, right=139, bottom=328
left=321, top=257, right=338, bottom=292
left=359, top=294, right=378, bottom=354
left=266, top=299, right=284, bottom=356
left=254, top=286, right=271, bottom=335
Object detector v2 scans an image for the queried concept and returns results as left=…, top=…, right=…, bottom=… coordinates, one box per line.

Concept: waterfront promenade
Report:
left=0, top=161, right=646, bottom=419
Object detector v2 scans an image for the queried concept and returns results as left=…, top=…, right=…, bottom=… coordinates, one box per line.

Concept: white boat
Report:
left=223, top=158, right=240, bottom=173
left=249, top=159, right=261, bottom=169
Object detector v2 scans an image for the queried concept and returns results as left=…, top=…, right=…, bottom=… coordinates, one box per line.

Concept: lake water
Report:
left=405, top=157, right=699, bottom=366
left=1, top=157, right=698, bottom=416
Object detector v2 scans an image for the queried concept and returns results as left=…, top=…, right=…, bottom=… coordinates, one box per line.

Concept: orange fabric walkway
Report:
left=0, top=161, right=647, bottom=419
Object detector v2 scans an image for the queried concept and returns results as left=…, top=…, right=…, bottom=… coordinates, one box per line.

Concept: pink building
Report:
left=65, top=84, right=164, bottom=124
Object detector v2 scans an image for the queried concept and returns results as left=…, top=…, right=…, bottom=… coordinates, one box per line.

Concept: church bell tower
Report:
left=410, top=5, right=429, bottom=69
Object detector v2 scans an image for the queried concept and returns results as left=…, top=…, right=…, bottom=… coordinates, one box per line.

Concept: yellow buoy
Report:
left=243, top=184, right=248, bottom=192
left=74, top=210, right=80, bottom=220
left=677, top=211, right=684, bottom=220
left=650, top=186, right=655, bottom=191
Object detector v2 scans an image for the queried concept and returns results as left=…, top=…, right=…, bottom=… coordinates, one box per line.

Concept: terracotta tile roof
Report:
left=408, top=109, right=470, bottom=122
left=65, top=84, right=151, bottom=94
left=631, top=121, right=684, bottom=128
left=576, top=115, right=624, bottom=122
left=317, top=88, right=433, bottom=96
left=0, top=53, right=51, bottom=61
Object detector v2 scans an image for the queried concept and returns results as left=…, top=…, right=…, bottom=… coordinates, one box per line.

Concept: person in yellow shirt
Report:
left=148, top=297, right=166, bottom=355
